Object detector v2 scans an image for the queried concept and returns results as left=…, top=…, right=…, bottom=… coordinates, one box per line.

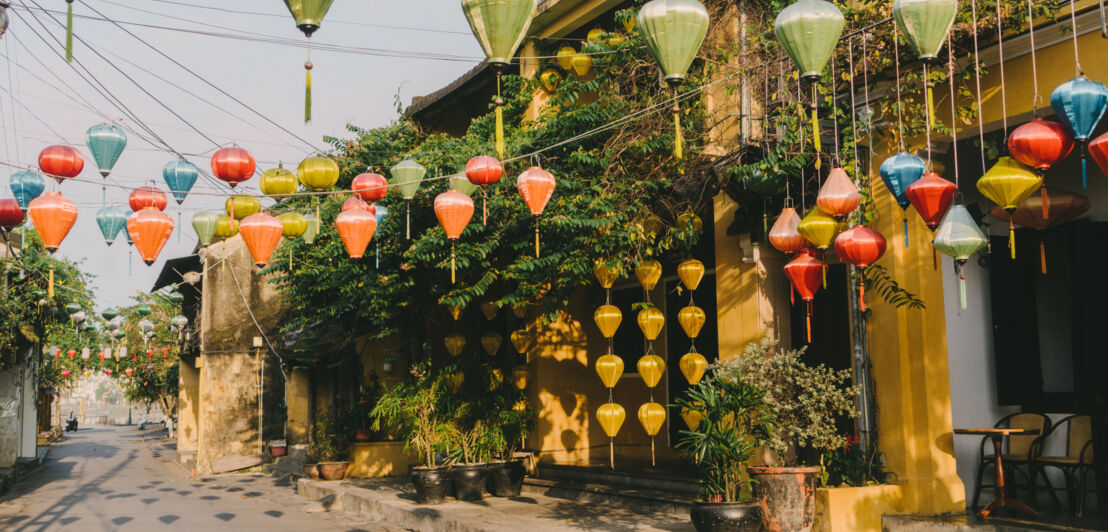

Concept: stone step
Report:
left=884, top=514, right=1106, bottom=532
left=522, top=477, right=693, bottom=516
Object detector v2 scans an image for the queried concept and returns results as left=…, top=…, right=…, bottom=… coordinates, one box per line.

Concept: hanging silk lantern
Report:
left=302, top=214, right=319, bottom=245
left=278, top=212, right=308, bottom=238
left=1051, top=77, right=1108, bottom=187
left=129, top=187, right=168, bottom=212
left=774, top=0, right=844, bottom=80
left=191, top=211, right=219, bottom=247
left=299, top=156, right=339, bottom=197
left=444, top=333, right=466, bottom=357
left=594, top=260, right=621, bottom=288
left=1008, top=119, right=1074, bottom=173
left=977, top=157, right=1041, bottom=259
left=434, top=190, right=475, bottom=283
left=211, top=147, right=256, bottom=188
left=215, top=215, right=238, bottom=239
left=0, top=199, right=23, bottom=230
left=9, top=171, right=45, bottom=210
left=225, top=195, right=261, bottom=221
left=390, top=159, right=426, bottom=239
left=638, top=307, right=665, bottom=341
left=162, top=159, right=199, bottom=205
left=784, top=253, right=823, bottom=342
left=677, top=259, right=704, bottom=290
left=597, top=403, right=626, bottom=438
left=635, top=260, right=663, bottom=291
left=637, top=355, right=666, bottom=387
left=517, top=166, right=556, bottom=257
left=833, top=225, right=887, bottom=312
left=991, top=188, right=1089, bottom=274
left=681, top=407, right=704, bottom=430
left=594, top=305, right=622, bottom=338
left=95, top=206, right=128, bottom=246
left=797, top=207, right=838, bottom=250
left=85, top=123, right=126, bottom=178
left=769, top=207, right=807, bottom=254
left=260, top=164, right=298, bottom=201
left=1088, top=131, right=1108, bottom=184
left=127, top=207, right=174, bottom=266
left=638, top=0, right=710, bottom=161
left=480, top=332, right=502, bottom=356
left=168, top=291, right=184, bottom=304
left=679, top=352, right=708, bottom=385
left=136, top=304, right=152, bottom=317
left=904, top=172, right=956, bottom=230
left=38, top=145, right=83, bottom=183
left=879, top=153, right=926, bottom=245
left=480, top=300, right=499, bottom=320
left=816, top=168, right=860, bottom=219
left=893, top=0, right=957, bottom=61
left=540, top=68, right=561, bottom=93
left=335, top=208, right=377, bottom=260
left=933, top=205, right=988, bottom=309
left=571, top=53, right=593, bottom=77
left=677, top=306, right=706, bottom=338
left=466, top=155, right=502, bottom=225
left=596, top=354, right=625, bottom=387
left=342, top=197, right=373, bottom=212
left=283, top=0, right=334, bottom=122
left=240, top=213, right=284, bottom=267
left=510, top=329, right=532, bottom=355
left=353, top=172, right=388, bottom=202
left=638, top=402, right=667, bottom=465
left=28, top=192, right=77, bottom=253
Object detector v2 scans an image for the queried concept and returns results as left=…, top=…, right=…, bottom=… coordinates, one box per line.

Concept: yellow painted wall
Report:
left=287, top=369, right=310, bottom=446
left=814, top=485, right=906, bottom=532
left=177, top=357, right=200, bottom=453
left=346, top=441, right=416, bottom=478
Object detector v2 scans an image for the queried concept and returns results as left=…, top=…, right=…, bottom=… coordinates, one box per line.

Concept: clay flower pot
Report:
left=303, top=464, right=320, bottom=480
left=269, top=440, right=287, bottom=457
left=749, top=466, right=821, bottom=532
left=318, top=461, right=350, bottom=481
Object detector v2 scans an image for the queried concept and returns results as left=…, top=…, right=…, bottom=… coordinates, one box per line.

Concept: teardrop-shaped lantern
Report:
left=594, top=305, right=622, bottom=338
left=638, top=402, right=666, bottom=436
left=677, top=306, right=706, bottom=338
left=978, top=157, right=1042, bottom=259
left=637, top=354, right=666, bottom=387
left=129, top=186, right=168, bottom=212
left=677, top=259, right=704, bottom=290
left=95, top=206, right=128, bottom=246
left=28, top=192, right=77, bottom=252
left=816, top=168, right=861, bottom=218
left=260, top=165, right=298, bottom=201
left=240, top=212, right=284, bottom=267
left=444, top=333, right=466, bottom=357
left=594, top=260, right=621, bottom=288
left=557, top=47, right=576, bottom=71
left=833, top=225, right=887, bottom=311
left=635, top=260, right=663, bottom=291
left=225, top=195, right=261, bottom=221
left=278, top=212, right=309, bottom=238
left=879, top=153, right=926, bottom=209
left=297, top=156, right=339, bottom=191
left=1008, top=119, right=1074, bottom=172
left=283, top=0, right=333, bottom=37
left=540, top=68, right=561, bottom=92
left=510, top=329, right=533, bottom=355
left=797, top=207, right=838, bottom=250
left=162, top=159, right=199, bottom=205
left=480, top=331, right=502, bottom=356
left=479, top=300, right=499, bottom=320
left=435, top=190, right=475, bottom=240
left=127, top=207, right=174, bottom=266
left=461, top=0, right=534, bottom=69
left=353, top=172, right=388, bottom=202
left=681, top=407, right=704, bottom=430
left=597, top=403, right=626, bottom=437
left=679, top=352, right=708, bottom=385
left=86, top=123, right=127, bottom=178
left=302, top=214, right=320, bottom=245
left=211, top=147, right=256, bottom=188
left=637, top=0, right=710, bottom=84
left=571, top=53, right=593, bottom=77
left=1051, top=77, right=1108, bottom=187
left=905, top=172, right=956, bottom=230
left=1087, top=131, right=1108, bottom=181
left=38, top=145, right=84, bottom=183
left=0, top=199, right=24, bottom=230
left=933, top=205, right=988, bottom=309
left=637, top=307, right=665, bottom=341
left=892, top=0, right=957, bottom=62
left=596, top=354, right=625, bottom=388
left=9, top=171, right=45, bottom=210
left=191, top=211, right=219, bottom=247
left=517, top=166, right=556, bottom=215
left=391, top=159, right=427, bottom=239
left=774, top=0, right=845, bottom=81
left=784, top=253, right=824, bottom=342
left=335, top=208, right=378, bottom=260
left=769, top=207, right=807, bottom=254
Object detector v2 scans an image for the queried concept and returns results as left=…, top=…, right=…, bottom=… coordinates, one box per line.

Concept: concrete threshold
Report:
left=297, top=477, right=694, bottom=532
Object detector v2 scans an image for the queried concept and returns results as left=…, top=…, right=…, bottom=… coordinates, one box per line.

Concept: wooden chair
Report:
left=1031, top=414, right=1095, bottom=517
left=970, top=412, right=1052, bottom=512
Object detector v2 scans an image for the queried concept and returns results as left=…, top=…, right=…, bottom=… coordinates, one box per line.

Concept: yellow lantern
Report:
left=260, top=165, right=298, bottom=200
left=444, top=333, right=466, bottom=356
left=556, top=46, right=576, bottom=71
left=594, top=260, right=620, bottom=288
left=679, top=352, right=708, bottom=385
left=977, top=156, right=1042, bottom=211
left=510, top=329, right=533, bottom=355
left=278, top=212, right=308, bottom=238
left=540, top=68, right=561, bottom=93
left=297, top=156, right=340, bottom=191
left=677, top=259, right=705, bottom=291
left=215, top=214, right=238, bottom=238
left=677, top=306, right=705, bottom=338
left=511, top=303, right=528, bottom=319
left=596, top=403, right=626, bottom=437
left=607, top=33, right=626, bottom=46
left=638, top=402, right=666, bottom=436
left=635, top=260, right=662, bottom=291
left=637, top=307, right=665, bottom=341
left=513, top=400, right=528, bottom=412
left=595, top=354, right=625, bottom=388
left=448, top=305, right=464, bottom=321
left=447, top=372, right=464, bottom=392
left=481, top=332, right=502, bottom=356
left=225, top=195, right=261, bottom=221
left=587, top=28, right=605, bottom=43
left=622, top=15, right=637, bottom=34
left=571, top=53, right=593, bottom=77
left=480, top=300, right=499, bottom=320
left=797, top=207, right=839, bottom=250
left=637, top=354, right=665, bottom=387
left=680, top=407, right=704, bottom=430
left=593, top=305, right=622, bottom=338
left=512, top=366, right=529, bottom=390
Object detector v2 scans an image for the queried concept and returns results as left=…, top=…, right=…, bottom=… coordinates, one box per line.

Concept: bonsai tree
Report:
left=309, top=404, right=353, bottom=463
left=675, top=365, right=772, bottom=502
left=716, top=336, right=858, bottom=466
left=370, top=361, right=450, bottom=468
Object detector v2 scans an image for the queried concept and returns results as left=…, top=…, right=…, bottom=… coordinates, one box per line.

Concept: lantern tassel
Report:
left=924, top=64, right=936, bottom=132
left=305, top=66, right=312, bottom=124
left=904, top=218, right=909, bottom=247
left=405, top=202, right=411, bottom=240
left=959, top=274, right=967, bottom=310
left=534, top=225, right=540, bottom=258
left=609, top=439, right=615, bottom=470
left=1040, top=240, right=1047, bottom=275
left=859, top=277, right=866, bottom=313
left=1042, top=187, right=1050, bottom=220
left=1009, top=222, right=1016, bottom=260
left=674, top=103, right=684, bottom=161
left=495, top=104, right=505, bottom=161
left=482, top=194, right=488, bottom=226
left=806, top=301, right=812, bottom=343
left=66, top=0, right=73, bottom=62
left=128, top=248, right=132, bottom=276
left=451, top=241, right=456, bottom=284
left=376, top=244, right=380, bottom=269
left=822, top=264, right=827, bottom=289
left=1081, top=143, right=1088, bottom=188
left=177, top=211, right=181, bottom=243
left=790, top=282, right=795, bottom=305
left=650, top=437, right=656, bottom=468
left=48, top=265, right=54, bottom=298
left=811, top=84, right=821, bottom=170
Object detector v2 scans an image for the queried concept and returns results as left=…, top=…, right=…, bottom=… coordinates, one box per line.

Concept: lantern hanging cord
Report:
left=848, top=37, right=859, bottom=182
left=830, top=49, right=840, bottom=165
left=924, top=62, right=932, bottom=167
left=948, top=34, right=960, bottom=190
left=862, top=33, right=875, bottom=193
left=996, top=0, right=1009, bottom=144
left=1027, top=0, right=1041, bottom=114
left=1069, top=0, right=1084, bottom=76
left=892, top=22, right=905, bottom=152
left=970, top=0, right=988, bottom=175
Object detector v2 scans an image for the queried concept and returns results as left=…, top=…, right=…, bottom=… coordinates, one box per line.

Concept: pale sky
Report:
left=1, top=1, right=484, bottom=310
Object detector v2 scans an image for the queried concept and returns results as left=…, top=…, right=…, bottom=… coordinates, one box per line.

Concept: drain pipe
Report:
left=848, top=265, right=878, bottom=454
left=254, top=336, right=264, bottom=455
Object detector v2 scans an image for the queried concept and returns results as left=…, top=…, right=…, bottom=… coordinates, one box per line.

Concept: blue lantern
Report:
left=95, top=206, right=128, bottom=246
left=9, top=170, right=45, bottom=211
left=1051, top=77, right=1108, bottom=187
left=163, top=159, right=200, bottom=205
left=879, top=153, right=926, bottom=246
left=85, top=123, right=127, bottom=178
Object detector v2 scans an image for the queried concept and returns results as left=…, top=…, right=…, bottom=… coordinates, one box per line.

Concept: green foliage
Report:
left=309, top=403, right=353, bottom=463
left=820, top=435, right=887, bottom=487
left=865, top=265, right=925, bottom=310
left=370, top=361, right=452, bottom=467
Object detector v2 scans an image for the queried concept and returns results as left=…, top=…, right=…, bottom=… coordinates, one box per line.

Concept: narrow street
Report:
left=0, top=425, right=392, bottom=531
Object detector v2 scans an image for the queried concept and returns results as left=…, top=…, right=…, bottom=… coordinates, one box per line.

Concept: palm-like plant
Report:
left=371, top=363, right=451, bottom=467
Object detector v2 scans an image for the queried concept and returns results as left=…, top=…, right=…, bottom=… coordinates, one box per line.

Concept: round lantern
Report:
left=335, top=208, right=378, bottom=260
left=239, top=212, right=284, bottom=267
left=977, top=157, right=1041, bottom=259
left=390, top=159, right=426, bottom=239
left=191, top=211, right=219, bottom=247
left=784, top=253, right=824, bottom=342
left=635, top=260, right=663, bottom=291
left=638, top=0, right=710, bottom=84
left=86, top=123, right=127, bottom=178
left=677, top=306, right=706, bottom=338
left=278, top=212, right=308, bottom=238
left=540, top=68, right=560, bottom=92
left=769, top=207, right=807, bottom=254
left=904, top=172, right=956, bottom=230
left=434, top=190, right=475, bottom=283
left=9, top=171, right=45, bottom=210
left=517, top=166, right=557, bottom=257
left=225, top=195, right=261, bottom=221
left=933, top=205, right=988, bottom=309
left=129, top=186, right=168, bottom=212
left=892, top=0, right=957, bottom=62
left=1051, top=76, right=1108, bottom=187
left=260, top=165, right=298, bottom=201
left=465, top=156, right=505, bottom=187
left=774, top=0, right=844, bottom=81
left=679, top=352, right=708, bottom=385
left=594, top=305, right=622, bottom=338
left=677, top=259, right=705, bottom=291
left=1008, top=119, right=1074, bottom=173
left=637, top=354, right=666, bottom=388
left=211, top=147, right=256, bottom=188
left=0, top=199, right=24, bottom=230
left=127, top=207, right=174, bottom=265
left=833, top=225, right=887, bottom=311
left=596, top=354, right=625, bottom=388
left=38, top=145, right=84, bottom=183
left=342, top=197, right=374, bottom=213
left=816, top=168, right=861, bottom=218
left=797, top=207, right=838, bottom=250
left=27, top=192, right=78, bottom=253
left=557, top=46, right=576, bottom=71
left=353, top=172, right=388, bottom=202
left=163, top=159, right=200, bottom=205
left=95, top=206, right=128, bottom=246
left=297, top=156, right=340, bottom=192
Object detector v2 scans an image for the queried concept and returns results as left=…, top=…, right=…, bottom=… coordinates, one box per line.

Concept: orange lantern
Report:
left=465, top=155, right=503, bottom=225
left=335, top=208, right=378, bottom=259
left=352, top=172, right=388, bottom=202
left=769, top=206, right=806, bottom=255
left=816, top=168, right=860, bottom=218
left=211, top=147, right=256, bottom=188
left=27, top=192, right=77, bottom=253
left=38, top=145, right=84, bottom=183
left=434, top=190, right=475, bottom=283
left=128, top=186, right=168, bottom=212
left=127, top=207, right=174, bottom=265
left=240, top=212, right=284, bottom=267
left=517, top=166, right=556, bottom=257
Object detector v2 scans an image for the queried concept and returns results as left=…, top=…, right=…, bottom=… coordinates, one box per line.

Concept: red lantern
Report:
left=98, top=351, right=105, bottom=362
left=39, top=145, right=84, bottom=183
left=127, top=207, right=174, bottom=266
left=27, top=192, right=78, bottom=252
left=104, top=369, right=113, bottom=377
left=240, top=212, right=284, bottom=267
left=147, top=349, right=154, bottom=359
left=1008, top=119, right=1074, bottom=172
left=53, top=348, right=60, bottom=359
left=517, top=166, right=556, bottom=257
left=352, top=172, right=388, bottom=202
left=904, top=173, right=956, bottom=230
left=816, top=168, right=861, bottom=218
left=162, top=347, right=170, bottom=358
left=67, top=349, right=76, bottom=359
left=466, top=156, right=502, bottom=225
left=0, top=199, right=24, bottom=230
left=335, top=208, right=378, bottom=259
left=769, top=207, right=807, bottom=255
left=128, top=186, right=168, bottom=212
left=211, top=147, right=256, bottom=188
left=61, top=370, right=71, bottom=377
left=434, top=190, right=475, bottom=283
left=835, top=225, right=887, bottom=312
left=342, top=197, right=375, bottom=213
left=125, top=368, right=133, bottom=376
left=1089, top=132, right=1108, bottom=185
left=784, top=253, right=824, bottom=343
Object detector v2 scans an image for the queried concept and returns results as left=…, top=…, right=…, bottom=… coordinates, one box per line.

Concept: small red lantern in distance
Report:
left=352, top=172, right=388, bottom=202
left=61, top=370, right=71, bottom=377
left=162, top=347, right=170, bottom=357
left=67, top=349, right=76, bottom=359
left=904, top=173, right=957, bottom=230
left=147, top=349, right=154, bottom=359
left=125, top=368, right=133, bottom=376
left=0, top=199, right=25, bottom=230
left=39, top=145, right=84, bottom=183
left=128, top=186, right=168, bottom=212
left=211, top=147, right=256, bottom=188
left=104, top=369, right=113, bottom=377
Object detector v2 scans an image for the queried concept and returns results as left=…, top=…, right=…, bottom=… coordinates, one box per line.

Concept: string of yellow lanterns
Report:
left=634, top=258, right=666, bottom=468
left=592, top=259, right=624, bottom=470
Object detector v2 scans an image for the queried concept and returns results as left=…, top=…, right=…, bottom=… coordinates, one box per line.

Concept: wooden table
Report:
left=954, top=428, right=1044, bottom=520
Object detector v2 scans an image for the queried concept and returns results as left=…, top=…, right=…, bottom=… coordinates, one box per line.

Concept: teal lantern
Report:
left=101, top=308, right=118, bottom=321
left=95, top=205, right=128, bottom=246
left=163, top=159, right=200, bottom=205
left=191, top=211, right=219, bottom=248
left=390, top=159, right=426, bottom=239
left=892, top=0, right=957, bottom=62
left=9, top=170, right=45, bottom=210
left=774, top=0, right=845, bottom=81
left=932, top=205, right=987, bottom=310
left=85, top=123, right=127, bottom=178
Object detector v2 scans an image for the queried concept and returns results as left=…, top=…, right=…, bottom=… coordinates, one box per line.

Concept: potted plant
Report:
left=675, top=361, right=771, bottom=532
left=445, top=411, right=491, bottom=501
left=269, top=439, right=288, bottom=457
left=310, top=407, right=352, bottom=481
left=486, top=390, right=535, bottom=497
left=719, top=337, right=858, bottom=532
left=371, top=362, right=452, bottom=504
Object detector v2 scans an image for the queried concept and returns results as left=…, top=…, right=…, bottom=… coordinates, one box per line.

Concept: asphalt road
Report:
left=0, top=425, right=395, bottom=531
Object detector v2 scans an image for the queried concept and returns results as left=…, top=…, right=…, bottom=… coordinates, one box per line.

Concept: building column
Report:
left=177, top=357, right=200, bottom=456
left=286, top=368, right=311, bottom=447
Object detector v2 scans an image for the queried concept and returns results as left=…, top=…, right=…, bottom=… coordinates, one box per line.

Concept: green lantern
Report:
left=101, top=308, right=118, bottom=321
left=774, top=0, right=844, bottom=81
left=893, top=0, right=956, bottom=62
left=136, top=304, right=152, bottom=317
left=302, top=214, right=320, bottom=246
left=167, top=291, right=184, bottom=305
left=932, top=205, right=987, bottom=310
left=191, top=211, right=219, bottom=248
left=65, top=302, right=80, bottom=315
left=86, top=123, right=127, bottom=178
left=449, top=173, right=479, bottom=197
left=283, top=0, right=335, bottom=123
left=390, top=159, right=427, bottom=239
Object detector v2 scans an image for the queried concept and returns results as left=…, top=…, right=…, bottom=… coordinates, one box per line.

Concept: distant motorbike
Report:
left=65, top=418, right=78, bottom=432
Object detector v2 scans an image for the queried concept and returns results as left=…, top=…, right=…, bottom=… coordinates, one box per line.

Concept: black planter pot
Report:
left=450, top=463, right=489, bottom=501
left=409, top=466, right=450, bottom=505
left=487, top=460, right=526, bottom=497
left=690, top=502, right=762, bottom=532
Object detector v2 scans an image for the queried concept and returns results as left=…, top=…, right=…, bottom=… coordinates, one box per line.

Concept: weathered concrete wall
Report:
left=0, top=365, right=22, bottom=468
left=177, top=357, right=200, bottom=454
left=287, top=369, right=310, bottom=446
